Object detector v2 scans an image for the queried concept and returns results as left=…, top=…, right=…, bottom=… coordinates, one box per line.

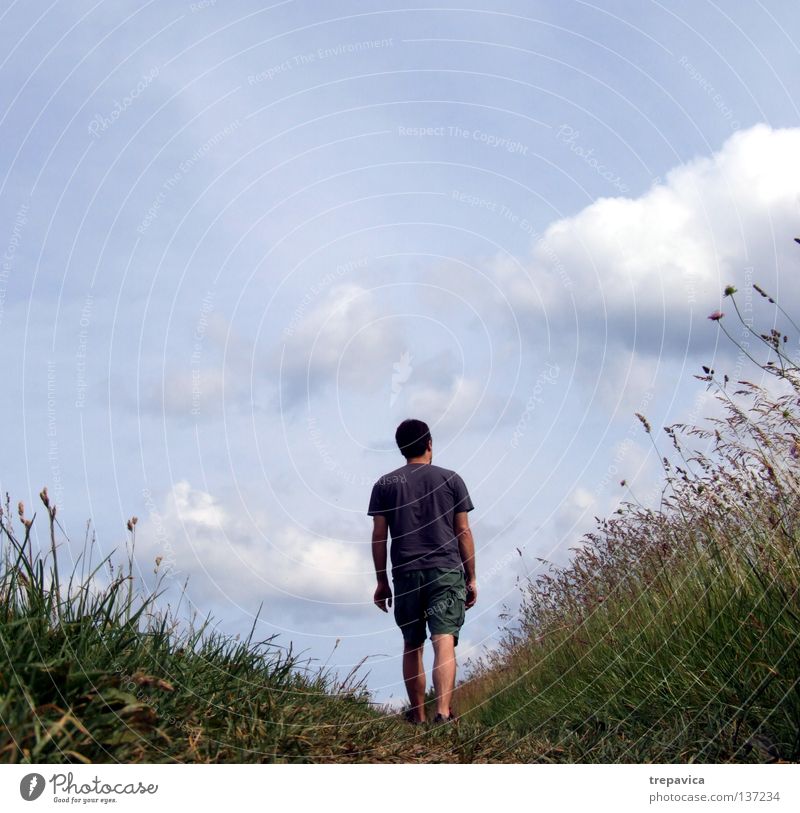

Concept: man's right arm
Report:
left=454, top=511, right=477, bottom=609
left=371, top=515, right=392, bottom=612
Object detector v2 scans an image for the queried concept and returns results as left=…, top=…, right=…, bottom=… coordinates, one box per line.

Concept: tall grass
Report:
left=0, top=495, right=404, bottom=763
left=459, top=277, right=800, bottom=763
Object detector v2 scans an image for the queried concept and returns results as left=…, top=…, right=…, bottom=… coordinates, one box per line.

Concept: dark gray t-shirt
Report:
left=368, top=463, right=474, bottom=574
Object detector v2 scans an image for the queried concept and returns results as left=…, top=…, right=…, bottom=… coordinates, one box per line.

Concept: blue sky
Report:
left=1, top=0, right=799, bottom=705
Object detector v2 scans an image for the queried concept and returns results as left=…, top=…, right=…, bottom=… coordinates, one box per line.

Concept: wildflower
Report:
left=620, top=479, right=626, bottom=487
left=723, top=285, right=737, bottom=296
left=707, top=310, right=724, bottom=321
left=39, top=487, right=49, bottom=507
left=635, top=412, right=652, bottom=433
left=127, top=516, right=138, bottom=532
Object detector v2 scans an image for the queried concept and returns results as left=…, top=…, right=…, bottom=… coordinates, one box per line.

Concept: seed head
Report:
left=723, top=285, right=737, bottom=296
left=635, top=412, right=652, bottom=433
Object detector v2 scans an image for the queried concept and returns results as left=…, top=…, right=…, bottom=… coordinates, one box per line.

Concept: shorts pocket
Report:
left=425, top=573, right=466, bottom=636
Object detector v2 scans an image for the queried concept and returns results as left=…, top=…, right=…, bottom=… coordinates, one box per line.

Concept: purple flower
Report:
left=708, top=311, right=724, bottom=321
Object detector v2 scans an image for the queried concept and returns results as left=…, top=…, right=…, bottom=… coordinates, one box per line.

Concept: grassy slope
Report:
left=457, top=289, right=800, bottom=762
left=458, top=530, right=800, bottom=762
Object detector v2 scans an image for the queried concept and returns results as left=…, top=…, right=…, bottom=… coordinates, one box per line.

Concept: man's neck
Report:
left=405, top=455, right=431, bottom=465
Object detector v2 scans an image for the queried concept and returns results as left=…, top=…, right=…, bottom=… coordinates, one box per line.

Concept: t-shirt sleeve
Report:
left=451, top=473, right=474, bottom=512
left=367, top=481, right=388, bottom=516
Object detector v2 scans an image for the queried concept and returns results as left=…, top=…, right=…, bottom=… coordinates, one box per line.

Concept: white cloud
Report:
left=278, top=283, right=404, bottom=406
left=137, top=480, right=373, bottom=614
left=495, top=124, right=800, bottom=363
left=157, top=367, right=227, bottom=418
left=553, top=485, right=598, bottom=549
left=407, top=375, right=483, bottom=430
left=143, top=312, right=252, bottom=420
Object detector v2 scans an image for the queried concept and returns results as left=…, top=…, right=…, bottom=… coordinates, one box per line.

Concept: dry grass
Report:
left=458, top=276, right=800, bottom=762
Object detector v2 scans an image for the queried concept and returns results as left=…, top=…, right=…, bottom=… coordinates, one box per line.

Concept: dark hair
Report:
left=395, top=419, right=431, bottom=459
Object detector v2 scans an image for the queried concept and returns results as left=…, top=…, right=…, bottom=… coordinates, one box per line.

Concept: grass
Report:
left=0, top=503, right=384, bottom=762
left=457, top=277, right=800, bottom=763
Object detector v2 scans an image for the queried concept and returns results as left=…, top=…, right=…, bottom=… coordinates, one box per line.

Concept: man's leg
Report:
left=431, top=633, right=456, bottom=718
left=402, top=640, right=426, bottom=722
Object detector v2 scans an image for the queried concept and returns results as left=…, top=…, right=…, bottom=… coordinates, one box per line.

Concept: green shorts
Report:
left=392, top=567, right=467, bottom=647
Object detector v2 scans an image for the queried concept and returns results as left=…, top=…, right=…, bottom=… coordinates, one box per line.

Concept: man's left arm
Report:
left=452, top=474, right=477, bottom=609
left=371, top=515, right=392, bottom=612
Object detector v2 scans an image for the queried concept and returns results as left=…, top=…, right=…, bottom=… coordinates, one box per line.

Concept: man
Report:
left=368, top=418, right=477, bottom=724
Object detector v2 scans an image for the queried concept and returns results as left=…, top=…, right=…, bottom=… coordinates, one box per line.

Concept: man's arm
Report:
left=454, top=511, right=477, bottom=609
left=371, top=515, right=392, bottom=612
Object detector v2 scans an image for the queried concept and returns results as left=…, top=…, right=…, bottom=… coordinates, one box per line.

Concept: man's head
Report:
left=395, top=418, right=432, bottom=461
